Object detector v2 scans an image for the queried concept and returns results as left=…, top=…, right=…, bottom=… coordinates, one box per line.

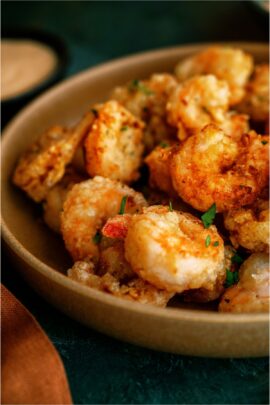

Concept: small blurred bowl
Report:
left=249, top=0, right=270, bottom=18
left=1, top=28, right=69, bottom=128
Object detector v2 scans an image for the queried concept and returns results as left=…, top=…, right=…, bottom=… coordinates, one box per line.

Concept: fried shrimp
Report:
left=84, top=100, right=144, bottom=183
left=13, top=112, right=93, bottom=202
left=68, top=258, right=174, bottom=307
left=123, top=206, right=225, bottom=293
left=183, top=245, right=235, bottom=303
left=61, top=176, right=147, bottom=261
left=170, top=124, right=269, bottom=212
left=167, top=75, right=230, bottom=140
left=98, top=241, right=135, bottom=281
left=219, top=253, right=269, bottom=313
left=112, top=73, right=178, bottom=150
left=237, top=64, right=269, bottom=122
left=224, top=197, right=270, bottom=253
left=220, top=112, right=249, bottom=140
left=145, top=142, right=177, bottom=196
left=43, top=168, right=85, bottom=233
left=175, top=46, right=253, bottom=105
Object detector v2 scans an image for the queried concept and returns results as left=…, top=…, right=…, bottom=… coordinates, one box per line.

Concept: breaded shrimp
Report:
left=84, top=101, right=145, bottom=183
left=68, top=257, right=174, bottom=307
left=43, top=168, right=85, bottom=233
left=124, top=206, right=225, bottom=293
left=61, top=176, right=147, bottom=261
left=221, top=112, right=250, bottom=140
left=144, top=141, right=177, bottom=196
left=219, top=253, right=269, bottom=313
left=224, top=197, right=269, bottom=253
left=98, top=240, right=135, bottom=281
left=183, top=245, right=235, bottom=303
left=237, top=64, right=269, bottom=122
left=13, top=111, right=94, bottom=202
left=175, top=46, right=253, bottom=105
left=170, top=124, right=269, bottom=212
left=112, top=73, right=178, bottom=150
left=167, top=75, right=230, bottom=140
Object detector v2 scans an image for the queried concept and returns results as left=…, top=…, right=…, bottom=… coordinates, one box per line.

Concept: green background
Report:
left=2, top=1, right=269, bottom=404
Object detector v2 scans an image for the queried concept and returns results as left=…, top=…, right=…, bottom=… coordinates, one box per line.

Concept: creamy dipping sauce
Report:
left=1, top=39, right=58, bottom=101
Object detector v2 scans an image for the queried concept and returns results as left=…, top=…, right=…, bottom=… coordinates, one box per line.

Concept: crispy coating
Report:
left=112, top=73, right=178, bottom=150
left=167, top=75, right=230, bottom=140
left=145, top=142, right=177, bottom=196
left=61, top=176, right=147, bottom=261
left=175, top=46, right=253, bottom=105
left=224, top=197, right=269, bottom=253
left=237, top=64, right=269, bottom=122
left=98, top=240, right=135, bottom=281
left=125, top=206, right=225, bottom=293
left=170, top=124, right=269, bottom=212
left=43, top=168, right=85, bottom=233
left=68, top=257, right=174, bottom=307
left=84, top=100, right=144, bottom=183
left=221, top=112, right=250, bottom=140
left=13, top=112, right=94, bottom=202
left=219, top=253, right=269, bottom=313
left=183, top=245, right=235, bottom=303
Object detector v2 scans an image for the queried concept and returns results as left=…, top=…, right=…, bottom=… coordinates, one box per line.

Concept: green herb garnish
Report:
left=119, top=195, right=128, bottom=215
left=121, top=126, right=128, bottom=131
left=261, top=140, right=268, bottom=145
left=169, top=201, right=173, bottom=212
left=213, top=241, right=219, bottom=247
left=225, top=269, right=239, bottom=288
left=201, top=203, right=216, bottom=229
left=231, top=253, right=244, bottom=265
left=128, top=79, right=154, bottom=95
left=92, top=231, right=102, bottom=244
left=160, top=141, right=169, bottom=148
left=205, top=235, right=211, bottom=247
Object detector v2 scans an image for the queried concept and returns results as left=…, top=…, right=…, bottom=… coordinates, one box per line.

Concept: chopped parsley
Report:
left=128, top=79, right=154, bottom=95
left=169, top=201, right=173, bottom=212
left=213, top=241, right=219, bottom=247
left=160, top=141, right=169, bottom=148
left=231, top=253, right=244, bottom=265
left=205, top=235, right=211, bottom=247
left=261, top=140, right=268, bottom=145
left=225, top=269, right=239, bottom=288
left=121, top=126, right=128, bottom=131
left=201, top=203, right=216, bottom=229
left=91, top=108, right=98, bottom=117
left=92, top=231, right=102, bottom=244
left=119, top=195, right=128, bottom=215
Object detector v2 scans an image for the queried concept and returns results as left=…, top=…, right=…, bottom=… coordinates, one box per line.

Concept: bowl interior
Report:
left=2, top=42, right=269, bottom=313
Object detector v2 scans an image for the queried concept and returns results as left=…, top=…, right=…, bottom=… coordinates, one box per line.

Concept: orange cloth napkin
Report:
left=1, top=284, right=72, bottom=404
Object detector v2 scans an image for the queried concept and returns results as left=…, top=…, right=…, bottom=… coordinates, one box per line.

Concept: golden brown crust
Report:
left=175, top=46, right=254, bottom=105
left=170, top=125, right=269, bottom=212
left=145, top=142, right=177, bottom=196
left=68, top=257, right=174, bottom=307
left=13, top=112, right=94, bottom=202
left=224, top=197, right=269, bottom=253
left=84, top=100, right=144, bottom=183
left=237, top=64, right=269, bottom=122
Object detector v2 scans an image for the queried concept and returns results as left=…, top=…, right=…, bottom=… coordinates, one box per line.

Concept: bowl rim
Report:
left=2, top=41, right=269, bottom=324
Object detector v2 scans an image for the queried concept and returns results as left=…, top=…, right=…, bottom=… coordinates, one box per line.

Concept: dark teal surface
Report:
left=2, top=1, right=269, bottom=404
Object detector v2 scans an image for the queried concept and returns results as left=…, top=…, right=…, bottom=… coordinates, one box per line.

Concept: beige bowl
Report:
left=2, top=42, right=269, bottom=358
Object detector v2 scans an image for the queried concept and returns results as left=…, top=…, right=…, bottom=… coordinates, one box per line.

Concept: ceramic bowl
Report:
left=2, top=42, right=269, bottom=358
left=1, top=28, right=68, bottom=128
